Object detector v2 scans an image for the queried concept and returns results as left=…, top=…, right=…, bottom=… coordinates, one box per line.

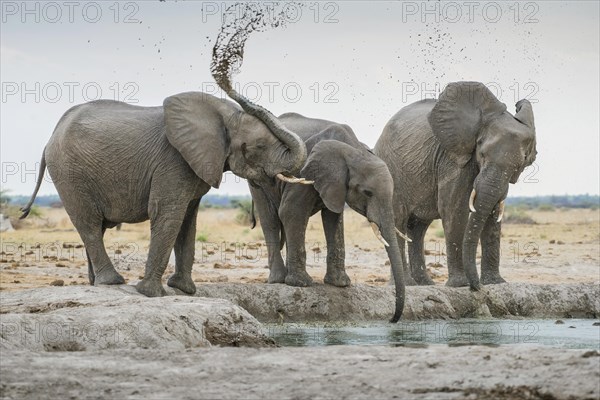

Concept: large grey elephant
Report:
left=374, top=82, right=536, bottom=289
left=20, top=89, right=308, bottom=297
left=250, top=113, right=406, bottom=322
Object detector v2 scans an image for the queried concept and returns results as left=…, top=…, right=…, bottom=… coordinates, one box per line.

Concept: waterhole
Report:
left=266, top=319, right=600, bottom=348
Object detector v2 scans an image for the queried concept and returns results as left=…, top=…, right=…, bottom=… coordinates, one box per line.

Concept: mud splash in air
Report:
left=211, top=3, right=297, bottom=93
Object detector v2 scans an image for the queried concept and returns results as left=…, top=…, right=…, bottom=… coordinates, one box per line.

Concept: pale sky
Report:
left=1, top=1, right=599, bottom=197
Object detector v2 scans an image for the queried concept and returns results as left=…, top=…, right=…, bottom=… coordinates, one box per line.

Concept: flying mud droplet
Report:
left=210, top=2, right=301, bottom=94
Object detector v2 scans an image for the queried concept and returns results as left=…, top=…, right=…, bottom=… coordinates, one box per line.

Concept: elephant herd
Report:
left=21, top=81, right=536, bottom=322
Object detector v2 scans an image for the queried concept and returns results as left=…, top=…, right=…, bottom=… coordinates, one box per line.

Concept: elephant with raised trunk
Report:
left=375, top=82, right=536, bottom=289
left=20, top=88, right=308, bottom=297
left=250, top=113, right=407, bottom=322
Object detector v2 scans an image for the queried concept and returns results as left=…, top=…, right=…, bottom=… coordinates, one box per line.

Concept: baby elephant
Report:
left=250, top=113, right=408, bottom=322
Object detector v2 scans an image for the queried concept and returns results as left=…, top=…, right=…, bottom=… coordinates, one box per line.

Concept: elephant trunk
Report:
left=463, top=167, right=509, bottom=289
left=220, top=85, right=307, bottom=177
left=380, top=217, right=405, bottom=322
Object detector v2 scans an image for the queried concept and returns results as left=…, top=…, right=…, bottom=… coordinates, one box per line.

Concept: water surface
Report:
left=266, top=319, right=600, bottom=349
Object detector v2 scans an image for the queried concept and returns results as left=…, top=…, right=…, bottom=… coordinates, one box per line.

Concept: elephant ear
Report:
left=429, top=82, right=507, bottom=167
left=515, top=99, right=537, bottom=167
left=163, top=92, right=229, bottom=188
left=300, top=140, right=348, bottom=213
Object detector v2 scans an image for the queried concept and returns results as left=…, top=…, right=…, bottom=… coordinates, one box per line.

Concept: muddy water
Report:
left=266, top=319, right=600, bottom=349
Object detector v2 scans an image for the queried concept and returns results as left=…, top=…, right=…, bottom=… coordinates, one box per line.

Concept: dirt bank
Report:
left=1, top=282, right=598, bottom=327
left=189, top=282, right=600, bottom=322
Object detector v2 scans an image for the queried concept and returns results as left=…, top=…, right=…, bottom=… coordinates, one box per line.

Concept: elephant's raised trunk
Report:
left=225, top=88, right=307, bottom=176
left=211, top=53, right=306, bottom=177
left=462, top=167, right=509, bottom=289
left=210, top=3, right=308, bottom=177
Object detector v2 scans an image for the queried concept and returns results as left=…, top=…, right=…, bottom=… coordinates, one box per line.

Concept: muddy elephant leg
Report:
left=407, top=217, right=435, bottom=285
left=78, top=223, right=124, bottom=285
left=167, top=199, right=202, bottom=295
left=438, top=166, right=473, bottom=287
left=480, top=210, right=506, bottom=285
left=250, top=186, right=286, bottom=283
left=85, top=226, right=107, bottom=285
left=66, top=202, right=124, bottom=285
left=442, top=214, right=471, bottom=287
left=136, top=199, right=188, bottom=297
left=322, top=209, right=350, bottom=287
left=280, top=195, right=315, bottom=287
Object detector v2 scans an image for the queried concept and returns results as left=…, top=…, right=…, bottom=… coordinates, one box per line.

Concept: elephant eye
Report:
left=241, top=143, right=248, bottom=158
left=363, top=189, right=373, bottom=198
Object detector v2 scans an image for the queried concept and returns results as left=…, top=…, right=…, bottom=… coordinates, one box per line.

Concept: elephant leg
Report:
left=167, top=199, right=201, bottom=295
left=136, top=201, right=188, bottom=297
left=86, top=250, right=94, bottom=285
left=280, top=190, right=316, bottom=287
left=407, top=217, right=435, bottom=285
left=85, top=225, right=108, bottom=285
left=438, top=167, right=473, bottom=287
left=480, top=211, right=506, bottom=285
left=77, top=222, right=124, bottom=286
left=442, top=215, right=471, bottom=287
left=322, top=209, right=350, bottom=287
left=250, top=185, right=286, bottom=283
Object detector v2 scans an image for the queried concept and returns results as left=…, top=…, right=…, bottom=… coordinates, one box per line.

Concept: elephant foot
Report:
left=136, top=278, right=167, bottom=297
left=445, top=274, right=470, bottom=288
left=93, top=268, right=125, bottom=286
left=285, top=270, right=313, bottom=287
left=481, top=273, right=507, bottom=285
left=412, top=271, right=435, bottom=286
left=268, top=264, right=287, bottom=284
left=324, top=270, right=351, bottom=287
left=167, top=273, right=197, bottom=295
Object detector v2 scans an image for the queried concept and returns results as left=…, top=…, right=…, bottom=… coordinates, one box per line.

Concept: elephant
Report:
left=19, top=88, right=308, bottom=298
left=249, top=113, right=407, bottom=322
left=374, top=81, right=537, bottom=289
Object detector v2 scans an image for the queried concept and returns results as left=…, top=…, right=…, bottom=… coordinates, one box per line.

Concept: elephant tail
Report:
left=20, top=149, right=46, bottom=219
left=250, top=200, right=257, bottom=229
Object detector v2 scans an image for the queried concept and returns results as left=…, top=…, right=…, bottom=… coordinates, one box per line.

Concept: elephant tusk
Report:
left=395, top=228, right=412, bottom=243
left=497, top=201, right=505, bottom=222
left=469, top=189, right=477, bottom=213
left=370, top=222, right=390, bottom=247
left=276, top=173, right=314, bottom=185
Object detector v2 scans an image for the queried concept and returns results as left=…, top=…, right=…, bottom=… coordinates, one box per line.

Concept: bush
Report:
left=502, top=207, right=536, bottom=224
left=196, top=232, right=209, bottom=242
left=537, top=204, right=555, bottom=212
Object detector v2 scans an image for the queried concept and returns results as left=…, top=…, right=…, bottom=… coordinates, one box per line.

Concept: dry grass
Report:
left=1, top=207, right=598, bottom=291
